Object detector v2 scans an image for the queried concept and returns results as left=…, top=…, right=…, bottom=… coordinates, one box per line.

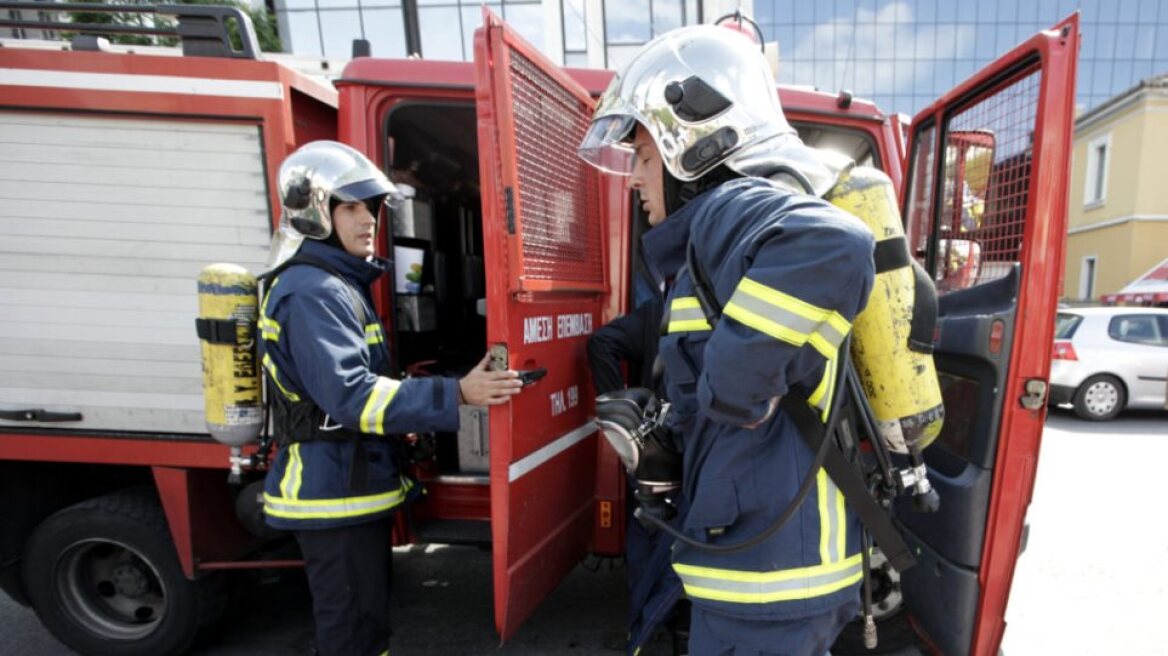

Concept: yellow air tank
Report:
left=827, top=167, right=944, bottom=454
left=196, top=263, right=263, bottom=447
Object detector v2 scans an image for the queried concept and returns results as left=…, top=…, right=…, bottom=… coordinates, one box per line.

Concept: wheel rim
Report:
left=1083, top=380, right=1119, bottom=416
left=54, top=539, right=168, bottom=640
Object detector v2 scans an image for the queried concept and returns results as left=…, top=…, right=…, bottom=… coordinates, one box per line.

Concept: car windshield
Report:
left=1054, top=312, right=1081, bottom=339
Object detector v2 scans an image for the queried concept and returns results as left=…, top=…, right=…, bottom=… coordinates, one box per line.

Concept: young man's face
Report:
left=630, top=124, right=666, bottom=226
left=333, top=201, right=378, bottom=259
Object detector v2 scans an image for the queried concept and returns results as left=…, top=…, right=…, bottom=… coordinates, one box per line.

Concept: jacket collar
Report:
left=640, top=196, right=701, bottom=284
left=298, top=239, right=389, bottom=287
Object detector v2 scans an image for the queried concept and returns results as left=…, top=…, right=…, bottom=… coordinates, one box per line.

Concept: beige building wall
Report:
left=1064, top=82, right=1168, bottom=301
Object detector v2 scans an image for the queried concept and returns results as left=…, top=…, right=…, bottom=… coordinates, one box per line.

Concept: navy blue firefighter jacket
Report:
left=641, top=177, right=876, bottom=623
left=259, top=240, right=460, bottom=531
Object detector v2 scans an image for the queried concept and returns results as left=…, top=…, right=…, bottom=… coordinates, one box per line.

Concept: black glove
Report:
left=596, top=389, right=683, bottom=526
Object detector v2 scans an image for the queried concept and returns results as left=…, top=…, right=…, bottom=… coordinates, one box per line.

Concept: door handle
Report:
left=0, top=408, right=83, bottom=422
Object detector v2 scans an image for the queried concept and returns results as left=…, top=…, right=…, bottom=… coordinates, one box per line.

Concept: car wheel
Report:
left=22, top=488, right=224, bottom=656
left=1072, top=374, right=1126, bottom=421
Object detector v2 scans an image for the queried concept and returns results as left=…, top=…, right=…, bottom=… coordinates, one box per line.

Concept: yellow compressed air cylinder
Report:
left=197, top=263, right=263, bottom=447
left=827, top=167, right=944, bottom=453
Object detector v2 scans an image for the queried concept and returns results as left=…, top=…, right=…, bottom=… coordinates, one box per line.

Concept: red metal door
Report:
left=898, top=15, right=1079, bottom=656
left=473, top=8, right=609, bottom=641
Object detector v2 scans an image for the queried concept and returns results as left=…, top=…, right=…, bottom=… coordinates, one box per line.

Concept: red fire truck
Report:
left=0, top=6, right=1079, bottom=655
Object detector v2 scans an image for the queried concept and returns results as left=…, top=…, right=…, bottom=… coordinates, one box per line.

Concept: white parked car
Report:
left=1049, top=307, right=1168, bottom=420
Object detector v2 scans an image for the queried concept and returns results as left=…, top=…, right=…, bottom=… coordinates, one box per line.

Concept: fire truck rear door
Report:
left=896, top=14, right=1079, bottom=656
left=473, top=9, right=609, bottom=641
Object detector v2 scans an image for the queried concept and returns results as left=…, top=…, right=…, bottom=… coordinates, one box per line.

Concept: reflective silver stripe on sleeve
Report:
left=726, top=287, right=847, bottom=352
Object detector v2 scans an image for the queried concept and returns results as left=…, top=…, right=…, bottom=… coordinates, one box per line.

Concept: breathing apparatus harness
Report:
left=596, top=180, right=923, bottom=649
left=256, top=253, right=380, bottom=493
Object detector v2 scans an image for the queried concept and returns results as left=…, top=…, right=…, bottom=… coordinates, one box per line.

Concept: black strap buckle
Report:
left=196, top=318, right=251, bottom=345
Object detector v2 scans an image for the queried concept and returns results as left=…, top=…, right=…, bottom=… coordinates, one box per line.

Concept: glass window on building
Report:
left=652, top=0, right=683, bottom=35
left=561, top=0, right=587, bottom=53
left=362, top=8, right=407, bottom=58
left=502, top=1, right=545, bottom=52
left=1083, top=133, right=1110, bottom=206
left=418, top=5, right=464, bottom=60
left=284, top=10, right=324, bottom=56
left=319, top=9, right=364, bottom=59
left=606, top=0, right=650, bottom=44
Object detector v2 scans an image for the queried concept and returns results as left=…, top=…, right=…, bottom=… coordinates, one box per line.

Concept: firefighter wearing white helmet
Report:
left=258, top=141, right=523, bottom=655
left=583, top=26, right=876, bottom=655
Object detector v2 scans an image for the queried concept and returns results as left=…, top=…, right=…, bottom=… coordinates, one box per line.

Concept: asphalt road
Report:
left=3, top=408, right=1166, bottom=655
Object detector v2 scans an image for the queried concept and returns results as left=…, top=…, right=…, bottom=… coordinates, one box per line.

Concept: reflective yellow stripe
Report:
left=279, top=444, right=297, bottom=498
left=737, top=277, right=850, bottom=336
left=668, top=296, right=711, bottom=333
left=807, top=356, right=837, bottom=422
left=359, top=377, right=401, bottom=434
left=817, top=469, right=845, bottom=564
left=290, top=444, right=304, bottom=499
left=365, top=324, right=384, bottom=345
left=668, top=318, right=713, bottom=333
left=263, top=479, right=413, bottom=520
left=723, top=277, right=851, bottom=360
left=262, top=353, right=301, bottom=402
left=259, top=317, right=281, bottom=341
left=835, top=478, right=847, bottom=561
left=817, top=469, right=831, bottom=563
left=674, top=554, right=863, bottom=604
left=808, top=365, right=829, bottom=410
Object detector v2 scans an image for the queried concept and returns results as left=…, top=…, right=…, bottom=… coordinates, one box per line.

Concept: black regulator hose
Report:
left=635, top=343, right=851, bottom=554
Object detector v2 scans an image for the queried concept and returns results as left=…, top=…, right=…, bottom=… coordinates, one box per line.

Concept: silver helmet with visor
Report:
left=267, top=140, right=401, bottom=268
left=578, top=25, right=795, bottom=182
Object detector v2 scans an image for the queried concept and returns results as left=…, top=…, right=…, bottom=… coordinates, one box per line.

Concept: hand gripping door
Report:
left=473, top=9, right=609, bottom=641
left=895, top=15, right=1078, bottom=656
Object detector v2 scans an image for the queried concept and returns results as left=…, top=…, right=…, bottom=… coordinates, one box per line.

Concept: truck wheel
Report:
left=1072, top=374, right=1125, bottom=421
left=22, top=488, right=220, bottom=656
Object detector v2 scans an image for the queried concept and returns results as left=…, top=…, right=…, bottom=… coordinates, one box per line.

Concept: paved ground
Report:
left=999, top=408, right=1168, bottom=655
left=3, top=407, right=1165, bottom=655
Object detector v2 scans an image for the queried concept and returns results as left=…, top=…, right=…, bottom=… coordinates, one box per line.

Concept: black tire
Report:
left=1072, top=374, right=1126, bottom=421
left=22, top=487, right=221, bottom=656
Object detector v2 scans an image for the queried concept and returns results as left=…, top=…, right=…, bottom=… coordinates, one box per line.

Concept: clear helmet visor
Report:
left=578, top=114, right=638, bottom=175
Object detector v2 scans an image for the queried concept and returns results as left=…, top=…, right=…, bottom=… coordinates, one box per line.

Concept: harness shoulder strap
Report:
left=685, top=236, right=915, bottom=571
left=262, top=254, right=367, bottom=327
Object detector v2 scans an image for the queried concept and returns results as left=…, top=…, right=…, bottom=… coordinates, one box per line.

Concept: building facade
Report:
left=1064, top=76, right=1168, bottom=302
left=273, top=0, right=747, bottom=70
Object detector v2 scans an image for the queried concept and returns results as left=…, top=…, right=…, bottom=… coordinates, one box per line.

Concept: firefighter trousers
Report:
left=687, top=597, right=859, bottom=656
left=296, top=519, right=392, bottom=656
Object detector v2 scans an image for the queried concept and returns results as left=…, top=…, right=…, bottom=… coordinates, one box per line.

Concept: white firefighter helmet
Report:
left=578, top=25, right=795, bottom=183
left=267, top=140, right=399, bottom=268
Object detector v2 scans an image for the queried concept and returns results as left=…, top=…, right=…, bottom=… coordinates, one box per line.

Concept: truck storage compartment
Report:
left=0, top=112, right=271, bottom=436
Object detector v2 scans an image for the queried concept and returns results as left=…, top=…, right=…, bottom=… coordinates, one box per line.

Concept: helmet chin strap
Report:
left=663, top=163, right=742, bottom=216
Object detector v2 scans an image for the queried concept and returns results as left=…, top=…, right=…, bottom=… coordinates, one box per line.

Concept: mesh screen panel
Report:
left=507, top=50, right=604, bottom=286
left=934, top=69, right=1041, bottom=294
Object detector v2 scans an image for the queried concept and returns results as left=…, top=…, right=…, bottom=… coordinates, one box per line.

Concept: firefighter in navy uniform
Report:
left=259, top=141, right=522, bottom=656
left=580, top=27, right=876, bottom=655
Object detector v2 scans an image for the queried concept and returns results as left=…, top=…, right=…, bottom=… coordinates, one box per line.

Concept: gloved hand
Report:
left=595, top=389, right=683, bottom=525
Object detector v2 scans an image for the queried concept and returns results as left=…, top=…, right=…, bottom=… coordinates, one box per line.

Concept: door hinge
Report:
left=1019, top=379, right=1047, bottom=410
